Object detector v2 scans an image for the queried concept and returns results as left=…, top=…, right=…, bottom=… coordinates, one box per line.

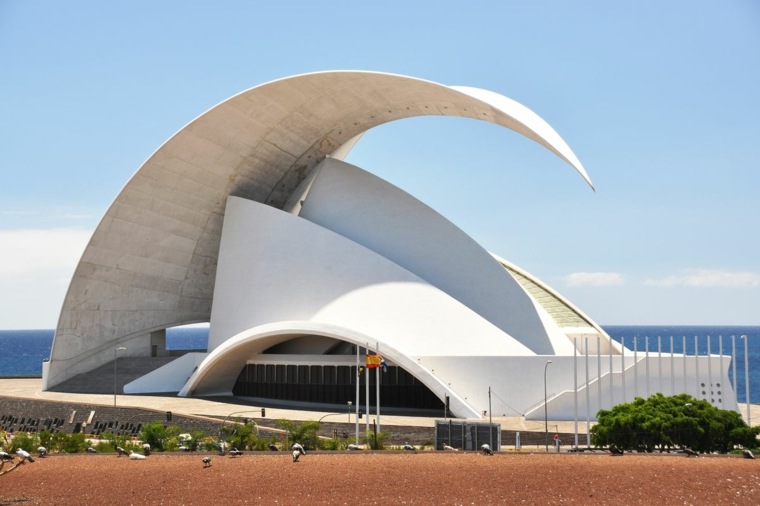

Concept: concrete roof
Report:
left=49, top=71, right=592, bottom=388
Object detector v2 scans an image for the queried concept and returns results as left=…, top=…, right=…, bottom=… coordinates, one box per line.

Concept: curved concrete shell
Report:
left=46, top=71, right=592, bottom=389
left=45, top=70, right=735, bottom=422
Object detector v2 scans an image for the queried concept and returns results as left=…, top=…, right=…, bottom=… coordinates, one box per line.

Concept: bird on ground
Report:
left=16, top=449, right=34, bottom=462
left=229, top=447, right=243, bottom=457
left=86, top=446, right=97, bottom=454
left=268, top=443, right=278, bottom=451
left=682, top=447, right=699, bottom=457
left=743, top=449, right=755, bottom=459
left=291, top=443, right=306, bottom=455
left=443, top=445, right=458, bottom=451
left=608, top=444, right=624, bottom=455
left=347, top=444, right=361, bottom=451
left=115, top=446, right=127, bottom=456
left=402, top=442, right=415, bottom=452
left=0, top=451, right=14, bottom=461
left=129, top=450, right=146, bottom=460
left=142, top=443, right=151, bottom=456
left=481, top=444, right=493, bottom=456
left=202, top=456, right=212, bottom=467
left=292, top=449, right=301, bottom=462
left=37, top=446, right=47, bottom=458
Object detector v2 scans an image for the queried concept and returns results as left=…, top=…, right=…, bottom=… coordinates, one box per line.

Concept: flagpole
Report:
left=365, top=343, right=370, bottom=440
left=355, top=344, right=359, bottom=445
left=376, top=342, right=381, bottom=433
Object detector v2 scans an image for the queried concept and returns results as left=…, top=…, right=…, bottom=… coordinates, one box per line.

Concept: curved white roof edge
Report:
left=48, top=70, right=593, bottom=389
left=450, top=85, right=593, bottom=191
left=179, top=320, right=480, bottom=418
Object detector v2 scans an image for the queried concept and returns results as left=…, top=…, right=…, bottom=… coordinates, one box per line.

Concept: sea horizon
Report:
left=2, top=325, right=759, bottom=403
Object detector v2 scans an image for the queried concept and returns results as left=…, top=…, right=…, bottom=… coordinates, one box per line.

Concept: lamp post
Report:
left=544, top=360, right=552, bottom=452
left=347, top=401, right=352, bottom=423
left=113, top=347, right=126, bottom=407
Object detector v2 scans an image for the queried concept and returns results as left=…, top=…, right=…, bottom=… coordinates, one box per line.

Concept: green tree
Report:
left=140, top=422, right=180, bottom=451
left=222, top=421, right=260, bottom=450
left=275, top=419, right=321, bottom=450
left=591, top=393, right=759, bottom=453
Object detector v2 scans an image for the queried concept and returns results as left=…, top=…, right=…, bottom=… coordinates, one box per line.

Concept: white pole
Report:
left=657, top=336, right=662, bottom=394
left=376, top=342, right=381, bottom=433
left=355, top=345, right=360, bottom=444
left=609, top=334, right=613, bottom=408
left=645, top=336, right=650, bottom=398
left=597, top=335, right=602, bottom=412
left=743, top=335, right=750, bottom=427
left=585, top=336, right=590, bottom=448
left=621, top=337, right=626, bottom=403
left=719, top=335, right=725, bottom=408
left=365, top=344, right=369, bottom=439
left=695, top=336, right=700, bottom=399
left=707, top=335, right=713, bottom=404
left=732, top=336, right=737, bottom=405
left=634, top=337, right=638, bottom=399
left=670, top=336, right=675, bottom=396
left=574, top=338, right=578, bottom=449
left=682, top=336, right=687, bottom=394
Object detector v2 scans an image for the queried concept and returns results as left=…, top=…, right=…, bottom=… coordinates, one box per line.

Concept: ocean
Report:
left=1, top=325, right=758, bottom=403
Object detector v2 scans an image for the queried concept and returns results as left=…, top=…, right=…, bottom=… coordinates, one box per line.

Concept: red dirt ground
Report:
left=2, top=451, right=759, bottom=505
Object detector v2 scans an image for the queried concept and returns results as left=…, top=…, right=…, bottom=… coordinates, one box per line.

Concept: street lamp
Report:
left=544, top=360, right=552, bottom=452
left=113, top=347, right=126, bottom=407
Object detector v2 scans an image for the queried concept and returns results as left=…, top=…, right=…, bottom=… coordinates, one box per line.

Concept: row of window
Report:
left=232, top=364, right=444, bottom=409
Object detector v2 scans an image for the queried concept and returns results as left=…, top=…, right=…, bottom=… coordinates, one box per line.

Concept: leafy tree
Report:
left=140, top=422, right=180, bottom=451
left=591, top=393, right=759, bottom=453
left=222, top=421, right=260, bottom=450
left=275, top=419, right=321, bottom=450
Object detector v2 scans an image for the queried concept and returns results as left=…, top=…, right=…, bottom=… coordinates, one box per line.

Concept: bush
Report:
left=591, top=393, right=760, bottom=453
left=140, top=422, right=181, bottom=452
left=275, top=419, right=321, bottom=450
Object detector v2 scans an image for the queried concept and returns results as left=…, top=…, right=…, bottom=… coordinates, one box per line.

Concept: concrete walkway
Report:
left=2, top=378, right=756, bottom=432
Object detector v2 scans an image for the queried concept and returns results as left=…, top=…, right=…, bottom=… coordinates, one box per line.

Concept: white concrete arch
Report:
left=179, top=320, right=480, bottom=419
left=48, top=70, right=592, bottom=389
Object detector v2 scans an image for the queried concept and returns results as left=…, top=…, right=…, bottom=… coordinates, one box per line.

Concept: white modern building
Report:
left=43, top=71, right=736, bottom=420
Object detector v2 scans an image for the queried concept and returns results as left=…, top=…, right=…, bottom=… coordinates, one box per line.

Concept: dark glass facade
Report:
left=232, top=363, right=444, bottom=410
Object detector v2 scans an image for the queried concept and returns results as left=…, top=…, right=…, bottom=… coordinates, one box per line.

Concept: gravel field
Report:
left=2, top=451, right=760, bottom=505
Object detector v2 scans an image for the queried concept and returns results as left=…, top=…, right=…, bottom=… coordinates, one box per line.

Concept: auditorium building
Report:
left=43, top=71, right=736, bottom=420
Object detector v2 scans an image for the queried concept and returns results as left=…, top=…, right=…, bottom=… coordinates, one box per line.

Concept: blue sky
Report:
left=1, top=1, right=759, bottom=329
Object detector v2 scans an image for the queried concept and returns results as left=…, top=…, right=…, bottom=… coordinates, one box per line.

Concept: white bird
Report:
left=16, top=449, right=34, bottom=462
left=0, top=451, right=13, bottom=461
left=229, top=447, right=243, bottom=457
left=291, top=443, right=305, bottom=455
left=37, top=446, right=47, bottom=458
left=743, top=449, right=755, bottom=459
left=142, top=443, right=151, bottom=456
left=402, top=442, right=415, bottom=451
left=292, top=449, right=301, bottom=462
left=202, top=456, right=212, bottom=467
left=86, top=446, right=97, bottom=454
left=129, top=450, right=146, bottom=460
left=268, top=443, right=278, bottom=451
left=347, top=444, right=361, bottom=451
left=443, top=445, right=458, bottom=451
left=116, top=446, right=127, bottom=456
left=481, top=444, right=493, bottom=456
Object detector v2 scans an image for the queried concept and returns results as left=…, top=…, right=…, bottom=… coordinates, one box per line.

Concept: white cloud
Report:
left=644, top=269, right=760, bottom=288
left=0, top=228, right=91, bottom=278
left=563, top=272, right=625, bottom=287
